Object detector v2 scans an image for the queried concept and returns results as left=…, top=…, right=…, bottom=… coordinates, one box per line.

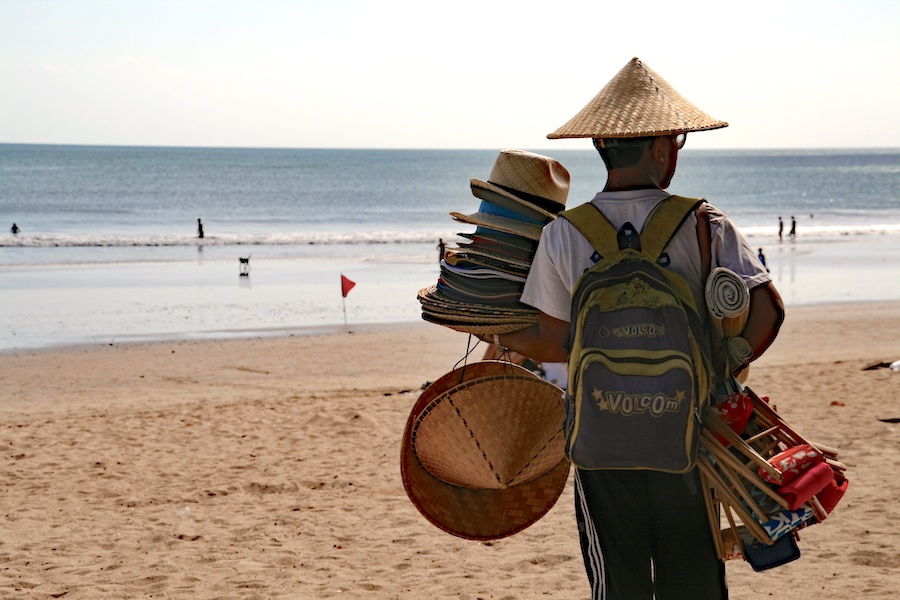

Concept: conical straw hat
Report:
left=401, top=361, right=570, bottom=540
left=547, top=57, right=728, bottom=139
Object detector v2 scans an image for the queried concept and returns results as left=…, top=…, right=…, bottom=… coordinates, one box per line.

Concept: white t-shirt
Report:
left=521, top=190, right=771, bottom=322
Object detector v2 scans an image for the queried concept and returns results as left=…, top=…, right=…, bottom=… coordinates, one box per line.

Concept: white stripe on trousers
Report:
left=575, top=469, right=606, bottom=600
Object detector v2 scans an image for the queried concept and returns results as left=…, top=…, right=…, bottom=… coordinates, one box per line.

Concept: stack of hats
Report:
left=418, top=149, right=570, bottom=334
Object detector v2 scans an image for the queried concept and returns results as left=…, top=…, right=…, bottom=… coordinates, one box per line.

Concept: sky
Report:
left=1, top=0, right=898, bottom=150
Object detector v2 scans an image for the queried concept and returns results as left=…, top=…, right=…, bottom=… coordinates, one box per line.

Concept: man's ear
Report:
left=651, top=136, right=667, bottom=163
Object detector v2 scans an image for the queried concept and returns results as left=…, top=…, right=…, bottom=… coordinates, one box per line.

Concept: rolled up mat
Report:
left=726, top=336, right=753, bottom=372
left=705, top=267, right=750, bottom=337
left=777, top=461, right=835, bottom=510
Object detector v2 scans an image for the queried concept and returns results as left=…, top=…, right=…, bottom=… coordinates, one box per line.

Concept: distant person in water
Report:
left=789, top=215, right=796, bottom=237
left=436, top=238, right=445, bottom=262
left=197, top=218, right=204, bottom=239
left=10, top=223, right=19, bottom=235
left=778, top=216, right=783, bottom=239
left=758, top=248, right=769, bottom=272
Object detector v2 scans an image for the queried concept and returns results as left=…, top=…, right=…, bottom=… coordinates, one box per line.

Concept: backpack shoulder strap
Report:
left=695, top=200, right=712, bottom=281
left=561, top=196, right=711, bottom=268
left=640, top=195, right=705, bottom=261
left=559, top=202, right=620, bottom=258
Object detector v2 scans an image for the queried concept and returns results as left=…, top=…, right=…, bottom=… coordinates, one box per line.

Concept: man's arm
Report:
left=741, top=282, right=785, bottom=361
left=489, top=312, right=570, bottom=363
left=489, top=284, right=780, bottom=366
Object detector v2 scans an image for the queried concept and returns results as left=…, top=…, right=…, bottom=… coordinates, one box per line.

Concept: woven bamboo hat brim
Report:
left=418, top=285, right=537, bottom=316
left=416, top=285, right=539, bottom=322
left=400, top=361, right=570, bottom=540
left=470, top=150, right=570, bottom=218
left=547, top=57, right=728, bottom=139
left=418, top=284, right=539, bottom=334
left=421, top=313, right=537, bottom=335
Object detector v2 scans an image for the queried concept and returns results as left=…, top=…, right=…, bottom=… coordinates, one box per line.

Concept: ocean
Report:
left=2, top=144, right=899, bottom=351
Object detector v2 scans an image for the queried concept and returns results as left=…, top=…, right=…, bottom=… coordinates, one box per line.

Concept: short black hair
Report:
left=593, top=137, right=655, bottom=170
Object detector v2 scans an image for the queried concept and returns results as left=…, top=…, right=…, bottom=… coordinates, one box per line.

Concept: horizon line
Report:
left=2, top=142, right=899, bottom=153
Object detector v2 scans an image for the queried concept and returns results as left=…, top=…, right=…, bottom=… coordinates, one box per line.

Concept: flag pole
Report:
left=340, top=274, right=355, bottom=328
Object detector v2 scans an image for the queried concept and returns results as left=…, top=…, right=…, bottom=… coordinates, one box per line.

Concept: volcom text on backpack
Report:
left=562, top=196, right=713, bottom=473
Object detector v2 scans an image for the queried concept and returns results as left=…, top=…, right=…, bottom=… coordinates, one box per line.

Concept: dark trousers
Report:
left=574, top=467, right=728, bottom=600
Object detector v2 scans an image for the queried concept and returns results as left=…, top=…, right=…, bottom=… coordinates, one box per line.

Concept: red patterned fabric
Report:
left=760, top=444, right=824, bottom=484
left=710, top=392, right=754, bottom=444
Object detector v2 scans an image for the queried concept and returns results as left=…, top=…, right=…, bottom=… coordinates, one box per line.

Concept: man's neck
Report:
left=603, top=168, right=662, bottom=192
left=603, top=184, right=661, bottom=192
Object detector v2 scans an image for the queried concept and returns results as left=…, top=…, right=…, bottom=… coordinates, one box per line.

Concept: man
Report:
left=489, top=58, right=784, bottom=599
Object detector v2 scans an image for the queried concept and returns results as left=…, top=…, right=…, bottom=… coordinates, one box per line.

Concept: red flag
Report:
left=341, top=274, right=356, bottom=298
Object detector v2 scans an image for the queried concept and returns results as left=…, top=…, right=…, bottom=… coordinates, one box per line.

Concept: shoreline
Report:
left=5, top=229, right=900, bottom=353
left=2, top=297, right=899, bottom=358
left=0, top=319, right=437, bottom=357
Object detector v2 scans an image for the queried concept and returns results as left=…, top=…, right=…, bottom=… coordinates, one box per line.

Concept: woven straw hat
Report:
left=450, top=210, right=544, bottom=241
left=446, top=244, right=533, bottom=269
left=547, top=57, right=728, bottom=139
left=417, top=285, right=538, bottom=335
left=421, top=313, right=537, bottom=335
left=470, top=149, right=570, bottom=217
left=401, top=361, right=570, bottom=540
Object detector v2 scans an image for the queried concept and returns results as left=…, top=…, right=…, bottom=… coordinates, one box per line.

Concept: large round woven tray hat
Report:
left=470, top=149, right=570, bottom=219
left=401, top=361, right=570, bottom=540
left=547, top=57, right=729, bottom=139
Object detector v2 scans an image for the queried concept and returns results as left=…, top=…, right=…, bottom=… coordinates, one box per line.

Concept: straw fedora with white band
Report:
left=470, top=149, right=570, bottom=218
left=401, top=361, right=570, bottom=540
left=547, top=57, right=728, bottom=139
left=450, top=150, right=570, bottom=241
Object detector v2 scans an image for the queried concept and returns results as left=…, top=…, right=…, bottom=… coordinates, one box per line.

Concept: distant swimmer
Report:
left=10, top=223, right=19, bottom=234
left=789, top=215, right=796, bottom=237
left=197, top=218, right=204, bottom=239
left=778, top=216, right=783, bottom=239
left=437, top=238, right=445, bottom=262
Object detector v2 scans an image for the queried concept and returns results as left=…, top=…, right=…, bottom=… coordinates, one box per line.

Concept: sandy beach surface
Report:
left=2, top=303, right=899, bottom=599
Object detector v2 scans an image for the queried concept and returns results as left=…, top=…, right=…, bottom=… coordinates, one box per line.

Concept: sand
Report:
left=1, top=304, right=899, bottom=599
